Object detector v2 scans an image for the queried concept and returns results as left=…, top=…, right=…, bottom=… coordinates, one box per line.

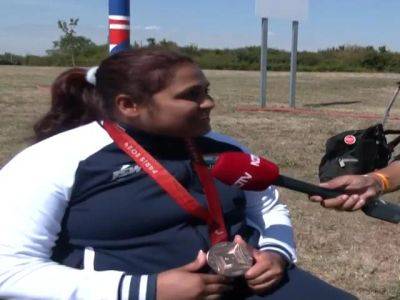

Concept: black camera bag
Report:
left=319, top=123, right=396, bottom=182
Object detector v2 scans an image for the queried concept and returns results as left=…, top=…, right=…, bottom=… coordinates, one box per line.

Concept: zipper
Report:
left=338, top=157, right=359, bottom=168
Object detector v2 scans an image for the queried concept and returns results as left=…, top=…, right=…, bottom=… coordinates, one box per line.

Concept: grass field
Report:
left=1, top=66, right=400, bottom=299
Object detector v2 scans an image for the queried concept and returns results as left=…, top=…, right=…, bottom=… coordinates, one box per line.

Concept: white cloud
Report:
left=144, top=25, right=161, bottom=31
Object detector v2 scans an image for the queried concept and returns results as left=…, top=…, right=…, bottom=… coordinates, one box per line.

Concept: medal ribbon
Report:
left=103, top=120, right=228, bottom=245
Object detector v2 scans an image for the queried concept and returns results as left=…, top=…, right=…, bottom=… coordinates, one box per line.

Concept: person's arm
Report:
left=244, top=186, right=297, bottom=264
left=241, top=187, right=295, bottom=294
left=310, top=160, right=400, bottom=210
left=0, top=145, right=156, bottom=300
left=368, top=160, right=400, bottom=193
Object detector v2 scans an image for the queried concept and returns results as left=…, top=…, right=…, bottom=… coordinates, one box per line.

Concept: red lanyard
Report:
left=102, top=120, right=228, bottom=245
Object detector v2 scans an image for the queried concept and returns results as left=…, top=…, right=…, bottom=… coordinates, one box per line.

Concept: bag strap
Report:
left=387, top=135, right=400, bottom=153
left=384, top=130, right=400, bottom=154
left=382, top=81, right=400, bottom=127
left=383, top=129, right=400, bottom=134
left=382, top=81, right=400, bottom=152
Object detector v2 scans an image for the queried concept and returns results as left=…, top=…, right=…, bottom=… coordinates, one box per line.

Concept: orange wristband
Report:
left=371, top=172, right=390, bottom=192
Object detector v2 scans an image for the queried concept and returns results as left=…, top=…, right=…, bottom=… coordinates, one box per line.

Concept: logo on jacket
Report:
left=203, top=155, right=218, bottom=169
left=112, top=164, right=141, bottom=181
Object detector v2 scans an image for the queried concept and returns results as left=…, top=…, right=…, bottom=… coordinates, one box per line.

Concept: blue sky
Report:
left=2, top=0, right=400, bottom=55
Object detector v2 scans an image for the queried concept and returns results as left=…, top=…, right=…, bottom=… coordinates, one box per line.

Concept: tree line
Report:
left=1, top=19, right=400, bottom=72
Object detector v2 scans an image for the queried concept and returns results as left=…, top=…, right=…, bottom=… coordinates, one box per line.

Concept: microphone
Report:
left=211, top=152, right=400, bottom=224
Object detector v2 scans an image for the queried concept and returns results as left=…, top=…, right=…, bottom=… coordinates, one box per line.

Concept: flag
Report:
left=109, top=0, right=130, bottom=54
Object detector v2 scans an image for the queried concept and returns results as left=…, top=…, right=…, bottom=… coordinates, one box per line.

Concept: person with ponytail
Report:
left=0, top=49, right=355, bottom=300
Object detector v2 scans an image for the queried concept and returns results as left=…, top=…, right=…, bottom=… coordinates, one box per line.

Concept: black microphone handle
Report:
left=275, top=175, right=342, bottom=198
left=274, top=174, right=400, bottom=224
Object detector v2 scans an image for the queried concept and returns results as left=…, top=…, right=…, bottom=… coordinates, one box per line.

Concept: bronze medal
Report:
left=207, top=242, right=253, bottom=277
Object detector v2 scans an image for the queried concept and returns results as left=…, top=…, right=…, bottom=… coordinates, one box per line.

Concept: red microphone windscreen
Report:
left=211, top=152, right=280, bottom=191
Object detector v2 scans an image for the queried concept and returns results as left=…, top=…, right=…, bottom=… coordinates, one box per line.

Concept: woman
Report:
left=0, top=49, right=355, bottom=299
left=310, top=161, right=400, bottom=211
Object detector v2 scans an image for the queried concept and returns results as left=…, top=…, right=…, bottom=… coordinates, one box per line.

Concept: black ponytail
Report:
left=33, top=68, right=103, bottom=142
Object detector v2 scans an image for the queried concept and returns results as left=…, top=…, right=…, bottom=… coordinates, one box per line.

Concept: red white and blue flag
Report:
left=109, top=0, right=131, bottom=54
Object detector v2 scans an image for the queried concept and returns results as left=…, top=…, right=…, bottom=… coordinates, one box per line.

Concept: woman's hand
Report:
left=234, top=235, right=286, bottom=295
left=157, top=250, right=232, bottom=300
left=309, top=174, right=382, bottom=211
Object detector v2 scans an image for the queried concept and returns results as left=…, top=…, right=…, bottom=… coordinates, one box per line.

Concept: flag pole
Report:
left=109, top=0, right=131, bottom=54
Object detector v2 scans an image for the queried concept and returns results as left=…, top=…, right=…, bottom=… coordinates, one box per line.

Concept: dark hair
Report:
left=33, top=68, right=102, bottom=142
left=34, top=48, right=194, bottom=142
left=96, top=48, right=194, bottom=113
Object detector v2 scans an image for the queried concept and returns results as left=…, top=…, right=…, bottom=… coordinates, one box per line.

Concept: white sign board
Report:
left=255, top=0, right=309, bottom=20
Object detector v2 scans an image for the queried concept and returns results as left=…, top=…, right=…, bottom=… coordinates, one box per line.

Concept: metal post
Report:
left=260, top=17, right=268, bottom=108
left=289, top=20, right=299, bottom=108
left=109, top=0, right=131, bottom=54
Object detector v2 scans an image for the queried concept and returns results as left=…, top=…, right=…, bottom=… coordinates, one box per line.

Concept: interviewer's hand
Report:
left=234, top=235, right=286, bottom=295
left=309, top=174, right=381, bottom=211
left=157, top=250, right=232, bottom=300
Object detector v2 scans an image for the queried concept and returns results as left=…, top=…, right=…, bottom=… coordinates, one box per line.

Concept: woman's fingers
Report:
left=204, top=295, right=223, bottom=300
left=204, top=283, right=233, bottom=295
left=340, top=194, right=360, bottom=210
left=202, top=274, right=232, bottom=284
left=202, top=279, right=233, bottom=299
left=309, top=195, right=324, bottom=202
left=244, top=256, right=271, bottom=280
left=352, top=198, right=366, bottom=210
left=319, top=176, right=354, bottom=190
left=247, top=269, right=280, bottom=286
left=321, top=194, right=349, bottom=208
left=248, top=277, right=280, bottom=294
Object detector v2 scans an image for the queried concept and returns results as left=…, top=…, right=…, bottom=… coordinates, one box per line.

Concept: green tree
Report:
left=146, top=38, right=156, bottom=47
left=48, top=18, right=96, bottom=66
left=378, top=46, right=387, bottom=54
left=158, top=39, right=179, bottom=51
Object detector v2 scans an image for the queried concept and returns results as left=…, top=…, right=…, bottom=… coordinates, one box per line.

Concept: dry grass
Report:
left=1, top=66, right=400, bottom=299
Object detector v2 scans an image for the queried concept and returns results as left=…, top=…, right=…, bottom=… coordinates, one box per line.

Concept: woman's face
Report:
left=137, top=63, right=215, bottom=137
